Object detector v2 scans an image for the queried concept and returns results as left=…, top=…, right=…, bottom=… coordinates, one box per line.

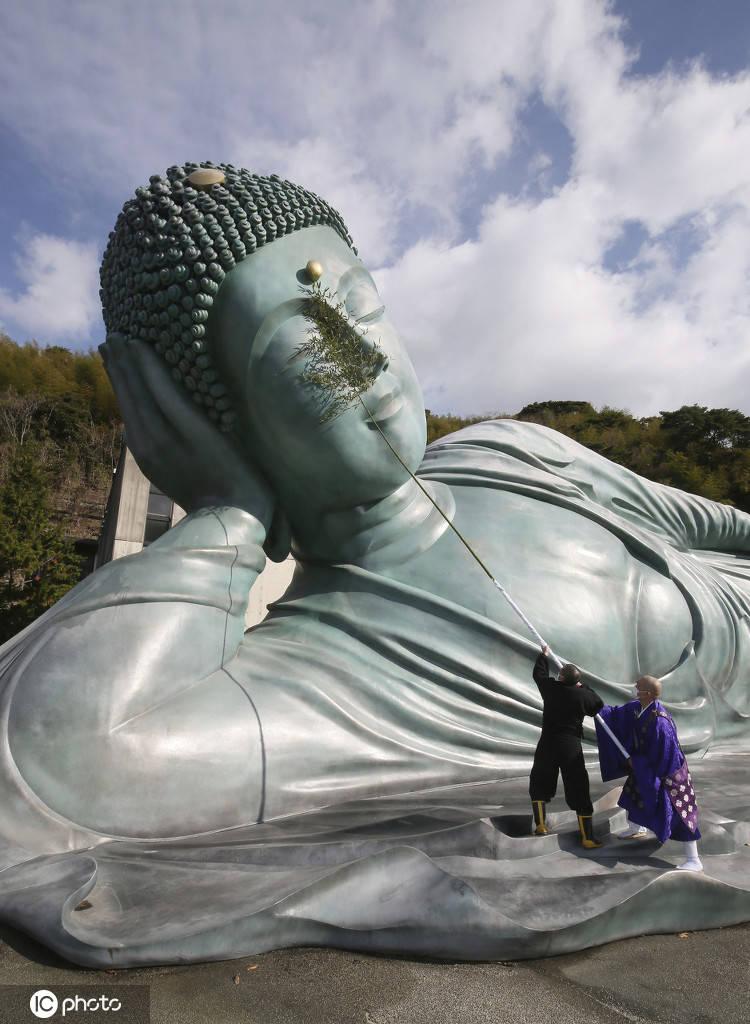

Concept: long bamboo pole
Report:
left=362, top=399, right=631, bottom=760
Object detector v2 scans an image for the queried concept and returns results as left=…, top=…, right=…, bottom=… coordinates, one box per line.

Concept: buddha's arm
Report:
left=0, top=505, right=266, bottom=714
left=431, top=419, right=750, bottom=553
left=0, top=338, right=280, bottom=838
left=569, top=441, right=750, bottom=553
left=0, top=506, right=270, bottom=839
left=534, top=421, right=750, bottom=552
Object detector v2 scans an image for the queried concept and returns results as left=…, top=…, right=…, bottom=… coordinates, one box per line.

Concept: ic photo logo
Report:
left=29, top=988, right=123, bottom=1018
left=29, top=990, right=58, bottom=1018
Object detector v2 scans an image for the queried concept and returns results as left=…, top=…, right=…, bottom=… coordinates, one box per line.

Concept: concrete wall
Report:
left=96, top=446, right=151, bottom=565
left=246, top=554, right=297, bottom=625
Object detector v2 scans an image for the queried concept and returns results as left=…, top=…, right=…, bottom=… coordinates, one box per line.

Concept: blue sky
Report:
left=1, top=0, right=749, bottom=417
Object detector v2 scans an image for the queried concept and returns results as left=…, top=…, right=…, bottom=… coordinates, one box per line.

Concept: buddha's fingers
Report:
left=103, top=334, right=205, bottom=452
left=102, top=334, right=273, bottom=520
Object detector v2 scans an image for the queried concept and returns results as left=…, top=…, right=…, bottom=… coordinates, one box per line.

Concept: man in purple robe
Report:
left=596, top=676, right=702, bottom=871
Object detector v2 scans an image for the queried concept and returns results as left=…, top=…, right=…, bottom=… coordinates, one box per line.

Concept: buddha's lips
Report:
left=365, top=391, right=403, bottom=426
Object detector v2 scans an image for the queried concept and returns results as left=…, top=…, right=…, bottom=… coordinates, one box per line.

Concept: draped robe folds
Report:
left=595, top=700, right=700, bottom=842
left=0, top=419, right=750, bottom=965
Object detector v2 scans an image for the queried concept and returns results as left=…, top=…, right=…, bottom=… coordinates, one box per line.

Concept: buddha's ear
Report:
left=263, top=504, right=291, bottom=563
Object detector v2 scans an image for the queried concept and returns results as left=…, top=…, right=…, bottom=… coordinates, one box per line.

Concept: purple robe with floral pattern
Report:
left=596, top=700, right=700, bottom=842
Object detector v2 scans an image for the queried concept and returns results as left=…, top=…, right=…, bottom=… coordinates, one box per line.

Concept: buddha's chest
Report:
left=382, top=485, right=693, bottom=681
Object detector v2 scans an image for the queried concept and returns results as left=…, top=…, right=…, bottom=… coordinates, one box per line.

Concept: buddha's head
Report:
left=100, top=163, right=426, bottom=511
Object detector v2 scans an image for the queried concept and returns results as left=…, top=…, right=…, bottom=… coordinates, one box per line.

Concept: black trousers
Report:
left=529, top=732, right=594, bottom=815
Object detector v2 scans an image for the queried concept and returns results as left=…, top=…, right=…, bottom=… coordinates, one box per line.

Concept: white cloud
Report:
left=232, top=135, right=403, bottom=266
left=2, top=0, right=750, bottom=415
left=0, top=1, right=539, bottom=232
left=373, top=3, right=750, bottom=418
left=378, top=161, right=750, bottom=419
left=0, top=232, right=100, bottom=340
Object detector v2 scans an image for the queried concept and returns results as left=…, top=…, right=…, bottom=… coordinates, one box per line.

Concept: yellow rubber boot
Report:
left=532, top=800, right=548, bottom=836
left=578, top=814, right=603, bottom=849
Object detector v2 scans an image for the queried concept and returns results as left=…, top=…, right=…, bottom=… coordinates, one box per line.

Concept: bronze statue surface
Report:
left=1, top=164, right=748, bottom=965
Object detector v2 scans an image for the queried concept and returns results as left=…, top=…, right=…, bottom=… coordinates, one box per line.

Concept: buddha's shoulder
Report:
left=418, top=418, right=657, bottom=523
left=418, top=418, right=592, bottom=504
left=423, top=417, right=577, bottom=463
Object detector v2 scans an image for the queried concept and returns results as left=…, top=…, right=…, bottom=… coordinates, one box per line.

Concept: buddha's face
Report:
left=209, top=225, right=427, bottom=510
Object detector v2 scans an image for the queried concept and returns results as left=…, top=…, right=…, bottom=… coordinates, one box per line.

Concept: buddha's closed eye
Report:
left=345, top=283, right=386, bottom=324
left=355, top=305, right=386, bottom=325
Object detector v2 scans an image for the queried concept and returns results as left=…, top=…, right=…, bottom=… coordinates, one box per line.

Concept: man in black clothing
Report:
left=530, top=644, right=604, bottom=848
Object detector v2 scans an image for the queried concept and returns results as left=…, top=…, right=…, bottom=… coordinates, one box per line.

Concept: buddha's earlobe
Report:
left=263, top=504, right=292, bottom=563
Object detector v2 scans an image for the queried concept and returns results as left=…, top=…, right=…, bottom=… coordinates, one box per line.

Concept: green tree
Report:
left=658, top=405, right=750, bottom=507
left=516, top=400, right=596, bottom=428
left=0, top=335, right=119, bottom=426
left=425, top=409, right=488, bottom=444
left=0, top=445, right=81, bottom=643
left=660, top=405, right=750, bottom=457
left=0, top=333, right=124, bottom=542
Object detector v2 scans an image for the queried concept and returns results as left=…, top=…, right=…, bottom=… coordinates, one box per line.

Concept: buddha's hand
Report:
left=101, top=334, right=274, bottom=526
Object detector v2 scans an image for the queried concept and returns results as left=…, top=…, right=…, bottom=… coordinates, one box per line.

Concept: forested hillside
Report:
left=2, top=332, right=750, bottom=642
left=0, top=335, right=121, bottom=534
left=0, top=335, right=121, bottom=641
left=427, top=401, right=750, bottom=513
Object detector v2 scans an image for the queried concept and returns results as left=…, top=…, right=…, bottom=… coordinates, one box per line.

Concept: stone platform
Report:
left=0, top=754, right=747, bottom=969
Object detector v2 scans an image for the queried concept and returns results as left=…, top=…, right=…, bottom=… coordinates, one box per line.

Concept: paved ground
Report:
left=0, top=918, right=748, bottom=1024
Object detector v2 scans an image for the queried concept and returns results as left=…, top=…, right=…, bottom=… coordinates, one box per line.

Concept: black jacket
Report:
left=533, top=654, right=604, bottom=738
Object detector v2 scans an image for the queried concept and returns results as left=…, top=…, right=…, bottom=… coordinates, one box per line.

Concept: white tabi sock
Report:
left=616, top=818, right=648, bottom=839
left=677, top=839, right=703, bottom=871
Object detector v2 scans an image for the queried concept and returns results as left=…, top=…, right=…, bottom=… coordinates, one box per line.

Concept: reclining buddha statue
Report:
left=1, top=163, right=749, bottom=966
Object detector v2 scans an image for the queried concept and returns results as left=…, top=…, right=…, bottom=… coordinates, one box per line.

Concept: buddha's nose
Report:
left=371, top=351, right=389, bottom=378
left=359, top=331, right=390, bottom=377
